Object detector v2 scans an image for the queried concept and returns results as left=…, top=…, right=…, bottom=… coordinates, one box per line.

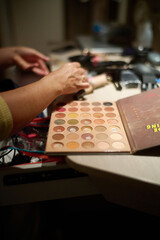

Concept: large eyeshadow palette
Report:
left=45, top=88, right=160, bottom=155
left=45, top=101, right=131, bottom=154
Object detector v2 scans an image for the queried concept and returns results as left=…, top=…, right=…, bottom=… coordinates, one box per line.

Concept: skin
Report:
left=0, top=47, right=89, bottom=137
left=0, top=46, right=50, bottom=76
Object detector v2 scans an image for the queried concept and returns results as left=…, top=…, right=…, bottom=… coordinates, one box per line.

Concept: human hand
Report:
left=49, top=62, right=89, bottom=95
left=13, top=46, right=50, bottom=76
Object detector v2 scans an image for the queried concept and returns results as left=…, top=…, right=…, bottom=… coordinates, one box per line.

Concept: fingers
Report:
left=33, top=49, right=50, bottom=62
left=14, top=54, right=50, bottom=76
left=13, top=54, right=33, bottom=70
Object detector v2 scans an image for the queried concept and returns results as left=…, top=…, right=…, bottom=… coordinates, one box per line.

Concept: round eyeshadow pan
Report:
left=96, top=133, right=108, bottom=140
left=66, top=133, right=79, bottom=140
left=51, top=142, right=64, bottom=149
left=92, top=107, right=102, bottom=112
left=80, top=107, right=90, bottom=112
left=67, top=126, right=79, bottom=132
left=68, top=107, right=78, bottom=112
left=52, top=134, right=64, bottom=140
left=103, top=102, right=113, bottom=106
left=69, top=101, right=78, bottom=106
left=112, top=141, right=125, bottom=149
left=92, top=102, right=101, bottom=106
left=106, top=113, right=116, bottom=118
left=97, top=141, right=110, bottom=150
left=110, top=133, right=123, bottom=140
left=68, top=113, right=78, bottom=118
left=108, top=125, right=120, bottom=132
left=94, top=119, right=105, bottom=124
left=54, top=119, right=65, bottom=125
left=81, top=126, right=93, bottom=132
left=56, top=107, right=66, bottom=112
left=81, top=119, right=92, bottom=124
left=107, top=119, right=118, bottom=124
left=95, top=126, right=107, bottom=132
left=80, top=101, right=90, bottom=106
left=55, top=113, right=66, bottom=118
left=53, top=126, right=65, bottom=132
left=104, top=107, right=114, bottom=112
left=93, top=113, right=104, bottom=118
left=81, top=133, right=93, bottom=140
left=82, top=141, right=95, bottom=149
left=66, top=141, right=79, bottom=149
left=80, top=113, right=91, bottom=118
left=67, top=119, right=79, bottom=125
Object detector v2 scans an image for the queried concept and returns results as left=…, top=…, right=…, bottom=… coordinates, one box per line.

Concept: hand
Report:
left=47, top=62, right=90, bottom=95
left=13, top=46, right=50, bottom=76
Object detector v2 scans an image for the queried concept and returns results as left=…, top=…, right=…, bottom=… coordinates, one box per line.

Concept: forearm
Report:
left=0, top=75, right=60, bottom=135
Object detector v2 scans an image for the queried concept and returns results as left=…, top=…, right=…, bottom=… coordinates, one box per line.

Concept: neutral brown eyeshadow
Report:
left=52, top=134, right=64, bottom=140
left=67, top=133, right=79, bottom=140
left=82, top=142, right=95, bottom=149
left=95, top=126, right=107, bottom=132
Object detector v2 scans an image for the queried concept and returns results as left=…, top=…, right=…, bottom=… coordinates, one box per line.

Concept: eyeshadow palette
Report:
left=45, top=88, right=160, bottom=155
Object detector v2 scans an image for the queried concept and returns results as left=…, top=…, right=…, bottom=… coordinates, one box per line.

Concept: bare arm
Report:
left=0, top=62, right=89, bottom=136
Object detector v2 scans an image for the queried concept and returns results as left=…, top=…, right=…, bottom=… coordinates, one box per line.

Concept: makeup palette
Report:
left=45, top=88, right=160, bottom=155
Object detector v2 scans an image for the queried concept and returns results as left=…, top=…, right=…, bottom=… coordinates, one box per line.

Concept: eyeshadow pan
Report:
left=106, top=113, right=116, bottom=118
left=80, top=107, right=90, bottom=112
left=68, top=107, right=78, bottom=112
left=80, top=101, right=90, bottom=106
left=81, top=119, right=92, bottom=124
left=96, top=133, right=108, bottom=140
left=81, top=126, right=93, bottom=132
left=52, top=134, right=64, bottom=140
left=51, top=142, right=64, bottom=149
left=67, top=133, right=79, bottom=140
left=68, top=113, right=78, bottom=118
left=97, top=141, right=110, bottom=150
left=80, top=113, right=91, bottom=118
left=66, top=141, right=79, bottom=149
left=57, top=107, right=66, bottom=112
left=82, top=142, right=94, bottom=149
left=67, top=119, right=79, bottom=125
left=104, top=107, right=114, bottom=112
left=94, top=119, right=105, bottom=124
left=107, top=119, right=118, bottom=124
left=95, top=126, right=106, bottom=132
left=92, top=107, right=102, bottom=112
left=55, top=113, right=66, bottom=118
left=103, top=102, right=113, bottom=106
left=93, top=113, right=104, bottom=118
left=109, top=125, right=120, bottom=132
left=92, top=102, right=101, bottom=106
left=69, top=101, right=78, bottom=106
left=81, top=133, right=93, bottom=140
left=110, top=133, right=122, bottom=140
left=53, top=126, right=65, bottom=132
left=54, top=119, right=65, bottom=125
left=112, top=142, right=125, bottom=149
left=67, top=126, right=79, bottom=132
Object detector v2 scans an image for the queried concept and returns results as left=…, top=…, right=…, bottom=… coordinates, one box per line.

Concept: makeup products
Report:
left=45, top=88, right=160, bottom=155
